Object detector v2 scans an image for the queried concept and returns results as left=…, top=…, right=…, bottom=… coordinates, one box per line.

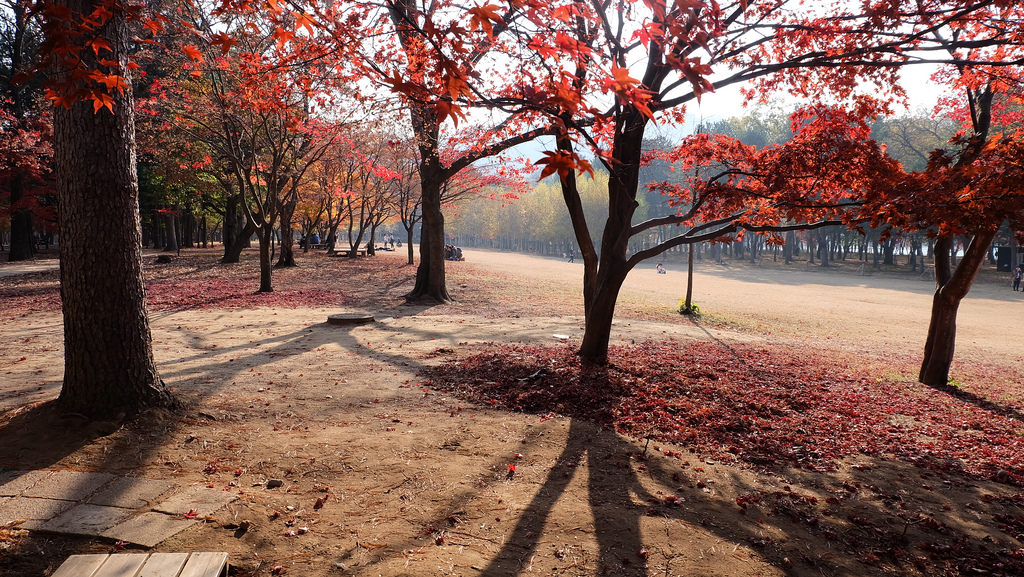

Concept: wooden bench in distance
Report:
left=51, top=552, right=227, bottom=577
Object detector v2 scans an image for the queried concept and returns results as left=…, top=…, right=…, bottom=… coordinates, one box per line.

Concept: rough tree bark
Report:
left=406, top=104, right=449, bottom=302
left=162, top=212, right=178, bottom=252
left=573, top=109, right=644, bottom=363
left=52, top=0, right=175, bottom=419
left=919, top=230, right=996, bottom=387
left=221, top=193, right=253, bottom=263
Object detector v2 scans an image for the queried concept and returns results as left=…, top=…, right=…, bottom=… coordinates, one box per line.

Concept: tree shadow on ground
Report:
left=478, top=418, right=650, bottom=576
left=923, top=381, right=1024, bottom=424
left=5, top=288, right=1023, bottom=577
left=0, top=402, right=184, bottom=576
left=457, top=416, right=1024, bottom=577
left=0, top=259, right=436, bottom=575
left=0, top=403, right=126, bottom=469
left=130, top=308, right=1024, bottom=577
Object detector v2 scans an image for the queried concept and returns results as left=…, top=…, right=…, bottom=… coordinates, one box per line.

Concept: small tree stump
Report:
left=155, top=255, right=174, bottom=264
left=327, top=313, right=375, bottom=326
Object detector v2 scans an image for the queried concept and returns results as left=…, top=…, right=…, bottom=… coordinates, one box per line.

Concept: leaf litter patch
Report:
left=424, top=339, right=1024, bottom=486
left=0, top=250, right=418, bottom=316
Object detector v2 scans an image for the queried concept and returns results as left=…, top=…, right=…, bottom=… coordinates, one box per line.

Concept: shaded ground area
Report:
left=1, top=248, right=1023, bottom=577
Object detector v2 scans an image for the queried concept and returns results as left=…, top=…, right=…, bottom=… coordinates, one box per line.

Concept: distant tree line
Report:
left=448, top=108, right=983, bottom=274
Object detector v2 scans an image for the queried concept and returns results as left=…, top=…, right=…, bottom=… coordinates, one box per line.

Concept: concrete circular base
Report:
left=327, top=313, right=375, bottom=326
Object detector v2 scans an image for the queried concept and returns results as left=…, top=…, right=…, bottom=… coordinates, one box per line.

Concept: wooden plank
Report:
left=179, top=552, right=228, bottom=577
left=51, top=554, right=110, bottom=577
left=138, top=553, right=189, bottom=577
left=93, top=554, right=148, bottom=577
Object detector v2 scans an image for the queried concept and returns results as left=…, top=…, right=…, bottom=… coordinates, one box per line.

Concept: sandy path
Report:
left=4, top=248, right=1020, bottom=413
left=462, top=247, right=1024, bottom=372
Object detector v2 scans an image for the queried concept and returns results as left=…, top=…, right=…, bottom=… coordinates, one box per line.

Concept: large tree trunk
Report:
left=578, top=266, right=627, bottom=363
left=406, top=109, right=449, bottom=302
left=578, top=227, right=630, bottom=363
left=162, top=212, right=178, bottom=252
left=326, top=226, right=338, bottom=252
left=918, top=230, right=996, bottom=386
left=575, top=112, right=643, bottom=364
left=222, top=220, right=255, bottom=264
left=919, top=290, right=960, bottom=387
left=387, top=2, right=449, bottom=301
left=412, top=191, right=448, bottom=301
left=883, top=238, right=896, bottom=265
left=52, top=0, right=174, bottom=419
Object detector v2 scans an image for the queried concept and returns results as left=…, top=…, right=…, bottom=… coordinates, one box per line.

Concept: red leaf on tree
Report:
left=182, top=45, right=204, bottom=63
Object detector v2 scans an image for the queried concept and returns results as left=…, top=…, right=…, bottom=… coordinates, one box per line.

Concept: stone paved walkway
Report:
left=0, top=469, right=236, bottom=547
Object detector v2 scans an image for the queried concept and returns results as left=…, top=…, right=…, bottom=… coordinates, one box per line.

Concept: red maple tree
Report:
left=432, top=0, right=1024, bottom=367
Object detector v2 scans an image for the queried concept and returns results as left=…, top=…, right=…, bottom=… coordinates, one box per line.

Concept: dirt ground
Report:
left=1, top=247, right=1023, bottom=577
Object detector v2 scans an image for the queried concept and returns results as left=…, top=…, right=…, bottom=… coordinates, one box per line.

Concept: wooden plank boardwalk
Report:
left=51, top=553, right=227, bottom=577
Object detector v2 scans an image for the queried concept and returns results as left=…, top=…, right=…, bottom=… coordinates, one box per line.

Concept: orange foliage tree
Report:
left=341, top=0, right=557, bottom=301
left=141, top=1, right=342, bottom=290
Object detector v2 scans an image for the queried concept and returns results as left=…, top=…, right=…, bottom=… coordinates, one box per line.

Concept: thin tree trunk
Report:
left=684, top=246, right=695, bottom=311
left=275, top=199, right=297, bottom=268
left=8, top=175, right=34, bottom=261
left=6, top=3, right=33, bottom=262
left=53, top=0, right=174, bottom=418
left=153, top=213, right=163, bottom=249
left=367, top=225, right=377, bottom=256
left=819, top=230, right=830, bottom=267
left=181, top=211, right=194, bottom=248
left=257, top=227, right=274, bottom=292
